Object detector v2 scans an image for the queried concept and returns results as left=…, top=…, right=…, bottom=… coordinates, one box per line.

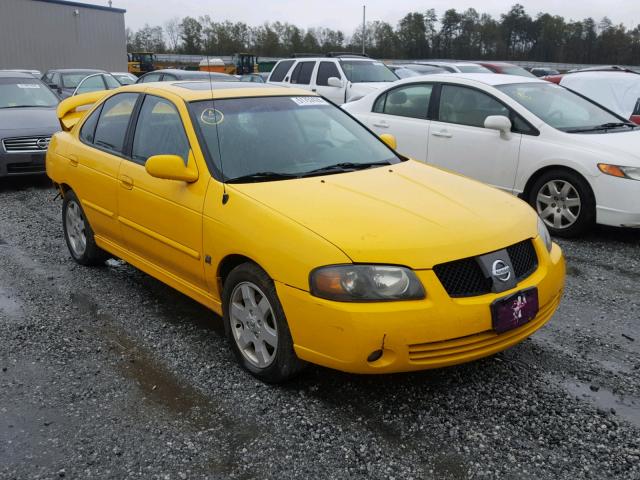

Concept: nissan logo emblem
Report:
left=491, top=260, right=512, bottom=282
left=36, top=138, right=48, bottom=150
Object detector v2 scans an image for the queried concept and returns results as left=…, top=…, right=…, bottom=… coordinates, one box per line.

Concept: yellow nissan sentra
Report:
left=47, top=82, right=565, bottom=382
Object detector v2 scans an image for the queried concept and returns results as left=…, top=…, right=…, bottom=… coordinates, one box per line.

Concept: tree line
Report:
left=126, top=4, right=640, bottom=65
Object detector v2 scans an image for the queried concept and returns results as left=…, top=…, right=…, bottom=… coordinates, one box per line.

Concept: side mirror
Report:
left=379, top=133, right=397, bottom=150
left=145, top=154, right=198, bottom=183
left=484, top=115, right=512, bottom=139
left=327, top=77, right=343, bottom=88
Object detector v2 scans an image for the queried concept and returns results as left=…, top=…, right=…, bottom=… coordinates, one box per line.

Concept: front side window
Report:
left=340, top=61, right=398, bottom=83
left=438, top=85, right=509, bottom=128
left=141, top=73, right=162, bottom=83
left=62, top=73, right=96, bottom=89
left=0, top=77, right=59, bottom=108
left=93, top=93, right=138, bottom=154
left=269, top=60, right=295, bottom=82
left=104, top=74, right=121, bottom=89
left=374, top=84, right=433, bottom=120
left=191, top=96, right=400, bottom=182
left=131, top=95, right=190, bottom=164
left=316, top=62, right=341, bottom=86
left=497, top=82, right=625, bottom=131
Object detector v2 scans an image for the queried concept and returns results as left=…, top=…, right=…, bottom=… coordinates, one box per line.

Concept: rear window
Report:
left=269, top=60, right=295, bottom=82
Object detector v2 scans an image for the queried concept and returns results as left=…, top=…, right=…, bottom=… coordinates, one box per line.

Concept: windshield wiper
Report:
left=299, top=161, right=390, bottom=177
left=226, top=171, right=301, bottom=183
left=566, top=122, right=637, bottom=133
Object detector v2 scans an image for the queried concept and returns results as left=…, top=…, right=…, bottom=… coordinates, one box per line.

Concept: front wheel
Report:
left=528, top=169, right=595, bottom=238
left=222, top=263, right=305, bottom=383
left=62, top=190, right=108, bottom=266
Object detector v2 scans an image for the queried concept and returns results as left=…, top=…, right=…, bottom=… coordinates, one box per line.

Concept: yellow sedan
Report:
left=47, top=82, right=565, bottom=382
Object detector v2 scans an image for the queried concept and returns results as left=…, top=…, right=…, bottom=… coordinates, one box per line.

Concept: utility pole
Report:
left=362, top=5, right=366, bottom=55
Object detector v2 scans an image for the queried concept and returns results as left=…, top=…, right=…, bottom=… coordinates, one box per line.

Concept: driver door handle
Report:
left=432, top=130, right=452, bottom=138
left=120, top=175, right=134, bottom=190
left=373, top=120, right=389, bottom=128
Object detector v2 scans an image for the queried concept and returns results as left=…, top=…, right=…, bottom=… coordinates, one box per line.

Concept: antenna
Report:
left=206, top=54, right=229, bottom=204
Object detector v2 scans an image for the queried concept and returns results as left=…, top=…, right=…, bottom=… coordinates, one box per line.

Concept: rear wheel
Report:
left=528, top=169, right=595, bottom=237
left=62, top=190, right=108, bottom=266
left=222, top=263, right=305, bottom=383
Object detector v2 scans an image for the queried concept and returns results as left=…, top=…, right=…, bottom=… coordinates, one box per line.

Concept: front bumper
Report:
left=0, top=151, right=47, bottom=177
left=277, top=237, right=565, bottom=374
left=593, top=174, right=640, bottom=228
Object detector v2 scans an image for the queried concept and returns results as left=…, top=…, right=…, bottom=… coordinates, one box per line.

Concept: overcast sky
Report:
left=97, top=0, right=638, bottom=33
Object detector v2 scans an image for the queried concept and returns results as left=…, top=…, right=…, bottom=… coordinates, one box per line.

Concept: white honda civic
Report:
left=343, top=73, right=640, bottom=237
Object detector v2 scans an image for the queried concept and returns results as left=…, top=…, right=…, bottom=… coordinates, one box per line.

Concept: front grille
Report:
left=2, top=136, right=51, bottom=153
left=434, top=239, right=538, bottom=298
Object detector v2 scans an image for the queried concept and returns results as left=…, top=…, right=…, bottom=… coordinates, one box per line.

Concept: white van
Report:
left=267, top=54, right=398, bottom=105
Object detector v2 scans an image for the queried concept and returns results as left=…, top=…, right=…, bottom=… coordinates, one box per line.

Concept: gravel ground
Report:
left=1, top=177, right=639, bottom=480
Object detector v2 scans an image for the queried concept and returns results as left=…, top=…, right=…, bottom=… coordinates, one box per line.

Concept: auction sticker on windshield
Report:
left=291, top=97, right=328, bottom=106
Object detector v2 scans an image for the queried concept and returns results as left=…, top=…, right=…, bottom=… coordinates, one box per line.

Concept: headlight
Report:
left=310, top=265, right=425, bottom=302
left=598, top=164, right=640, bottom=181
left=538, top=216, right=553, bottom=252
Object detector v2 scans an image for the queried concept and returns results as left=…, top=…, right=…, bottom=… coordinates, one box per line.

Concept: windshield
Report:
left=457, top=65, right=491, bottom=73
left=497, top=82, right=624, bottom=131
left=191, top=96, right=399, bottom=182
left=340, top=60, right=398, bottom=83
left=62, top=73, right=99, bottom=88
left=0, top=77, right=59, bottom=108
left=500, top=66, right=537, bottom=78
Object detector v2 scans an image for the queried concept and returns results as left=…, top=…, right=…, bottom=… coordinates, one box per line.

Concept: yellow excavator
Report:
left=127, top=52, right=156, bottom=76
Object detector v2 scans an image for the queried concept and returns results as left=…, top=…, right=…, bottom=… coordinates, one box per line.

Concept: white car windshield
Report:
left=0, top=77, right=59, bottom=108
left=497, top=82, right=630, bottom=132
left=457, top=65, right=491, bottom=73
left=340, top=61, right=398, bottom=83
left=191, top=96, right=399, bottom=182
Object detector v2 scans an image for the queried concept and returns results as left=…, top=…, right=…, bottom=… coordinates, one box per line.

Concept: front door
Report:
left=117, top=94, right=208, bottom=290
left=313, top=61, right=345, bottom=104
left=427, top=84, right=521, bottom=192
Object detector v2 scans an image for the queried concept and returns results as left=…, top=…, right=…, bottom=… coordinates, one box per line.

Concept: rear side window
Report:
left=141, top=73, right=162, bottom=83
left=316, top=62, right=341, bottom=86
left=373, top=84, right=432, bottom=120
left=269, top=60, right=295, bottom=82
left=93, top=93, right=138, bottom=154
left=79, top=104, right=103, bottom=144
left=290, top=62, right=315, bottom=85
left=131, top=95, right=190, bottom=165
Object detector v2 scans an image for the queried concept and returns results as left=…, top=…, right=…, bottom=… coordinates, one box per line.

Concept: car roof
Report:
left=114, top=81, right=311, bottom=101
left=150, top=69, right=232, bottom=76
left=420, top=61, right=482, bottom=67
left=393, top=72, right=546, bottom=87
left=278, top=57, right=374, bottom=62
left=0, top=71, right=36, bottom=79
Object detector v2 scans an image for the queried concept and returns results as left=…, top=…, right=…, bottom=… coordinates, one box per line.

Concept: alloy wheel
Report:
left=65, top=200, right=87, bottom=257
left=536, top=180, right=581, bottom=230
left=229, top=281, right=278, bottom=369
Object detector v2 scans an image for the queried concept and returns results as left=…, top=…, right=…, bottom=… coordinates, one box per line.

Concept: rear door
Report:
left=358, top=83, right=434, bottom=161
left=72, top=92, right=139, bottom=244
left=313, top=61, right=344, bottom=104
left=426, top=84, right=522, bottom=192
left=288, top=61, right=316, bottom=93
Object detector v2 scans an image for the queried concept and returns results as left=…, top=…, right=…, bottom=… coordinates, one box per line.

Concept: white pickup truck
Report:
left=267, top=54, right=398, bottom=105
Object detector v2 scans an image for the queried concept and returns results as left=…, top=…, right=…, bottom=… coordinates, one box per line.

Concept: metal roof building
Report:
left=0, top=0, right=127, bottom=72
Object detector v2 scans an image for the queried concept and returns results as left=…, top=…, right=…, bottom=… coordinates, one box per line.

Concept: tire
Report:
left=62, top=190, right=108, bottom=266
left=527, top=169, right=595, bottom=238
left=222, top=263, right=305, bottom=383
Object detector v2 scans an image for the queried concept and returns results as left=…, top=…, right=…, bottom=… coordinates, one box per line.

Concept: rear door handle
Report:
left=69, top=154, right=78, bottom=167
left=432, top=130, right=452, bottom=138
left=373, top=121, right=389, bottom=129
left=120, top=175, right=133, bottom=190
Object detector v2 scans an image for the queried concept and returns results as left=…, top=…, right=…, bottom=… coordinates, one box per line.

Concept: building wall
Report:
left=0, top=0, right=127, bottom=72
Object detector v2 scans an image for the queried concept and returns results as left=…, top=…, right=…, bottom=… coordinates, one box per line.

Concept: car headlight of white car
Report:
left=598, top=164, right=640, bottom=181
left=538, top=216, right=553, bottom=252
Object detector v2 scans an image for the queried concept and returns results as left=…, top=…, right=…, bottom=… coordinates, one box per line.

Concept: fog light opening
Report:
left=367, top=349, right=384, bottom=363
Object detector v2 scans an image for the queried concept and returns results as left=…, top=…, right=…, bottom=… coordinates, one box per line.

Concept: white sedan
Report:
left=343, top=73, right=640, bottom=236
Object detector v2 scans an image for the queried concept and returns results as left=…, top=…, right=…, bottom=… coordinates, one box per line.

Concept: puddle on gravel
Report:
left=562, top=379, right=640, bottom=428
left=0, top=286, right=23, bottom=321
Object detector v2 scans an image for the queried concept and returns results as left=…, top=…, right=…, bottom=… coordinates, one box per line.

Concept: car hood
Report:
left=566, top=129, right=640, bottom=166
left=0, top=107, right=59, bottom=135
left=346, top=82, right=389, bottom=101
left=230, top=160, right=538, bottom=269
